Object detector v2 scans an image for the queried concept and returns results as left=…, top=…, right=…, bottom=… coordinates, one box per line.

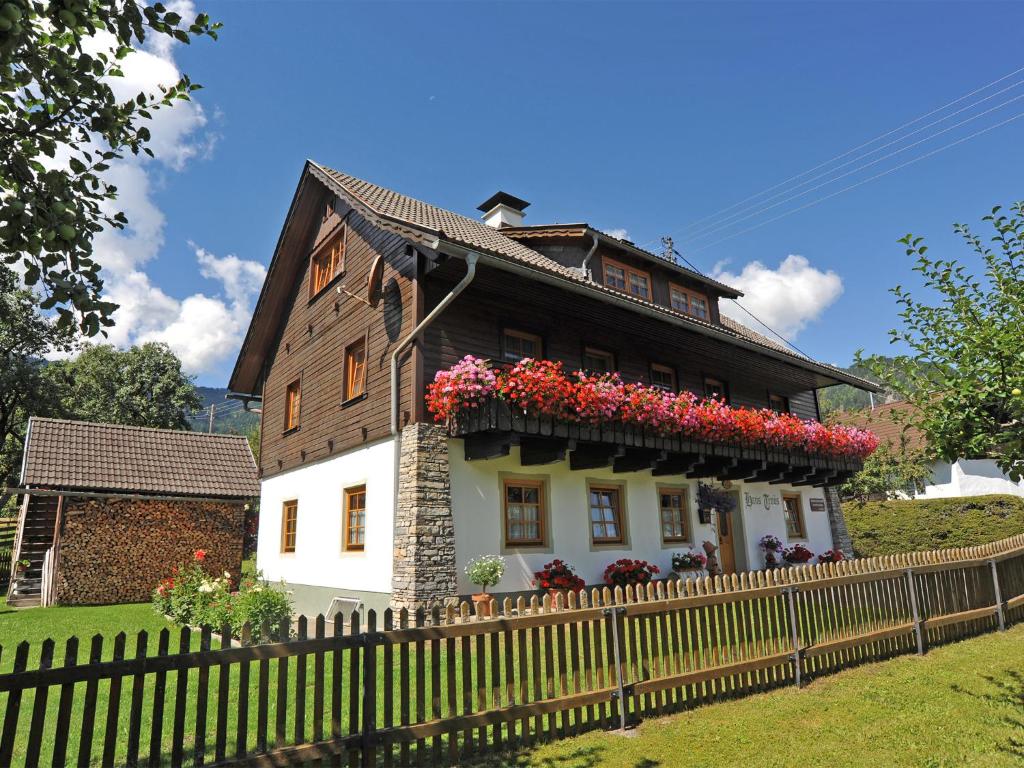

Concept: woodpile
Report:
left=56, top=497, right=245, bottom=605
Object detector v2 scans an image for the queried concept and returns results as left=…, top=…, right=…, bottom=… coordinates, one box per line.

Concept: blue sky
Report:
left=111, top=1, right=1024, bottom=386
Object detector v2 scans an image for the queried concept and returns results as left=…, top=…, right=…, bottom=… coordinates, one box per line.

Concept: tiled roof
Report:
left=21, top=418, right=260, bottom=498
left=833, top=401, right=927, bottom=453
left=307, top=162, right=878, bottom=391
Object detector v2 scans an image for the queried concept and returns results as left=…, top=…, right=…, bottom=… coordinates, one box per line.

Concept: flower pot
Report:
left=673, top=568, right=704, bottom=580
left=471, top=592, right=493, bottom=618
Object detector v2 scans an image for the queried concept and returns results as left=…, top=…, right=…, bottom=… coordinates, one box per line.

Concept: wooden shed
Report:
left=7, top=418, right=259, bottom=607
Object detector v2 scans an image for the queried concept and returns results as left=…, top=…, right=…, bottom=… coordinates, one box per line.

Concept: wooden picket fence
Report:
left=2, top=533, right=1024, bottom=767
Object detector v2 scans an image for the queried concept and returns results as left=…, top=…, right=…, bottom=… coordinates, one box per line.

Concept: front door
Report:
left=716, top=507, right=737, bottom=574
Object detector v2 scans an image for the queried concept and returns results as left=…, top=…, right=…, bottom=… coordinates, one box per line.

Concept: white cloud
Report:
left=711, top=254, right=843, bottom=339
left=602, top=228, right=630, bottom=241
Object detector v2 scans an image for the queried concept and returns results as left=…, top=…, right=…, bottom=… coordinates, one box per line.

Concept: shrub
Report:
left=230, top=581, right=293, bottom=643
left=604, top=559, right=660, bottom=588
left=464, top=555, right=505, bottom=592
left=533, top=559, right=586, bottom=592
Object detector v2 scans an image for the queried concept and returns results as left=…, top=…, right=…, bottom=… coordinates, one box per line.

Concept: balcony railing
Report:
left=447, top=399, right=860, bottom=487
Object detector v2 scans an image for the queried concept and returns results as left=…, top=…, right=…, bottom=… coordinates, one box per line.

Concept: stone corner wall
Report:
left=824, top=486, right=854, bottom=558
left=56, top=497, right=245, bottom=605
left=390, top=423, right=457, bottom=612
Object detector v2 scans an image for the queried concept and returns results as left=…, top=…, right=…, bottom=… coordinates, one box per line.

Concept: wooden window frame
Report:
left=283, top=377, right=302, bottom=433
left=650, top=362, right=678, bottom=392
left=501, top=327, right=544, bottom=363
left=343, top=485, right=366, bottom=552
left=703, top=376, right=730, bottom=404
left=782, top=492, right=806, bottom=540
left=502, top=477, right=548, bottom=548
left=669, top=282, right=710, bottom=320
left=657, top=485, right=691, bottom=544
left=309, top=223, right=348, bottom=299
left=281, top=499, right=298, bottom=554
left=341, top=331, right=369, bottom=405
left=602, top=257, right=651, bottom=301
left=768, top=393, right=791, bottom=415
left=587, top=481, right=627, bottom=547
left=582, top=346, right=616, bottom=373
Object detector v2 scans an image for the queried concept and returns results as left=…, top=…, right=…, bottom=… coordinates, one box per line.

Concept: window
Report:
left=343, top=485, right=366, bottom=551
left=782, top=493, right=805, bottom=539
left=650, top=363, right=677, bottom=392
left=704, top=377, right=729, bottom=403
left=310, top=228, right=345, bottom=296
left=502, top=328, right=542, bottom=362
left=284, top=379, right=301, bottom=431
left=343, top=337, right=367, bottom=401
left=658, top=486, right=690, bottom=543
left=588, top=484, right=624, bottom=544
left=669, top=283, right=710, bottom=320
left=583, top=347, right=615, bottom=373
left=602, top=258, right=651, bottom=301
left=503, top=479, right=546, bottom=546
left=281, top=500, right=298, bottom=553
left=769, top=394, right=790, bottom=414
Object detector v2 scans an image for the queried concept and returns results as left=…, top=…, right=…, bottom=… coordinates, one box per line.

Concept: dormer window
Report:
left=670, top=283, right=709, bottom=320
left=603, top=257, right=650, bottom=301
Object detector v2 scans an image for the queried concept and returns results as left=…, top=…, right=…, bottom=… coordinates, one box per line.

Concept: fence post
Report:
left=783, top=587, right=803, bottom=688
left=990, top=560, right=1006, bottom=631
left=604, top=606, right=630, bottom=731
left=362, top=610, right=379, bottom=767
left=905, top=568, right=925, bottom=655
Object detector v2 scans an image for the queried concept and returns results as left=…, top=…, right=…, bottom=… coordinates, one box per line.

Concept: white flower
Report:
left=198, top=582, right=214, bottom=593
left=223, top=571, right=231, bottom=579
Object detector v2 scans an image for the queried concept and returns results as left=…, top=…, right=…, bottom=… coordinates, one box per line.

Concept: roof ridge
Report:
left=27, top=416, right=250, bottom=441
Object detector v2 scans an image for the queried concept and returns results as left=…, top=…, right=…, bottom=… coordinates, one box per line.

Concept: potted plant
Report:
left=782, top=544, right=815, bottom=565
left=533, top=559, right=586, bottom=603
left=671, top=550, right=707, bottom=576
left=464, top=555, right=505, bottom=617
left=13, top=558, right=30, bottom=576
left=759, top=534, right=784, bottom=569
left=818, top=549, right=845, bottom=564
left=603, top=559, right=660, bottom=589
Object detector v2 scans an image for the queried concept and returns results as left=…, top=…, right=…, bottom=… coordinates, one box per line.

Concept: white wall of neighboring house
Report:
left=918, top=458, right=1024, bottom=499
left=256, top=437, right=396, bottom=597
left=449, top=442, right=834, bottom=594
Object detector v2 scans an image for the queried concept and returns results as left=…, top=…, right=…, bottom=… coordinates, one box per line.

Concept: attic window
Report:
left=603, top=257, right=650, bottom=301
left=310, top=226, right=346, bottom=297
left=284, top=379, right=301, bottom=431
left=670, top=283, right=709, bottom=321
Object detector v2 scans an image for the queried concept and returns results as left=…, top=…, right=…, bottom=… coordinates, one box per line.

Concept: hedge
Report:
left=845, top=494, right=1024, bottom=558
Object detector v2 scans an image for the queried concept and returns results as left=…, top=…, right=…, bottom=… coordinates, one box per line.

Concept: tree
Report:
left=48, top=342, right=202, bottom=429
left=840, top=442, right=930, bottom=502
left=859, top=203, right=1024, bottom=480
left=0, top=263, right=73, bottom=508
left=0, top=0, right=219, bottom=336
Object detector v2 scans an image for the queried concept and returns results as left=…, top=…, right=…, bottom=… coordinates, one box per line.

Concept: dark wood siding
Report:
left=260, top=198, right=416, bottom=479
left=422, top=262, right=825, bottom=418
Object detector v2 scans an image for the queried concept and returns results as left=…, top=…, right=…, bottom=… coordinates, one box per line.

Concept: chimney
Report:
left=477, top=191, right=530, bottom=229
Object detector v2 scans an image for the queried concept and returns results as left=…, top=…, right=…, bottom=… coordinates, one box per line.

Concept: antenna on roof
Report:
left=661, top=236, right=675, bottom=264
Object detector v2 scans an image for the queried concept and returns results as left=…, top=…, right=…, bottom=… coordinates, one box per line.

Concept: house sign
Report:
left=744, top=491, right=782, bottom=510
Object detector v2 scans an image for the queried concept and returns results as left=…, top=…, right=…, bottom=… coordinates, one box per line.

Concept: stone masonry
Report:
left=390, top=423, right=457, bottom=611
left=824, top=485, right=854, bottom=558
left=56, top=496, right=245, bottom=605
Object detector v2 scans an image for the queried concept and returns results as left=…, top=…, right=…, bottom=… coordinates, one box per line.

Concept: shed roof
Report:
left=833, top=400, right=927, bottom=453
left=21, top=418, right=260, bottom=498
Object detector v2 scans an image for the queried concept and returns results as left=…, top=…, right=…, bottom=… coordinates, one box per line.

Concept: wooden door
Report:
left=717, top=508, right=737, bottom=574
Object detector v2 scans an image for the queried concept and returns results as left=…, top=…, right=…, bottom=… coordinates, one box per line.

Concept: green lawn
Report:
left=473, top=623, right=1024, bottom=768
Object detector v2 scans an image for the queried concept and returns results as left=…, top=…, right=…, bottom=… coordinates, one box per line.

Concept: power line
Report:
left=640, top=63, right=1024, bottom=249
left=685, top=109, right=1024, bottom=254
left=681, top=79, right=1024, bottom=242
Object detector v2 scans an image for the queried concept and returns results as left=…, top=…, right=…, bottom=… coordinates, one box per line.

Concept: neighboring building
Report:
left=7, top=418, right=259, bottom=607
left=228, top=162, right=878, bottom=616
left=841, top=400, right=1024, bottom=500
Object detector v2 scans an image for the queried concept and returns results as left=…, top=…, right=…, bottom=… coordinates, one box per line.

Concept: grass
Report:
left=846, top=494, right=1024, bottom=557
left=473, top=623, right=1024, bottom=768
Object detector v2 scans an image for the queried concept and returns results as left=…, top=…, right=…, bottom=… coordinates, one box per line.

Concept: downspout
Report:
left=390, top=252, right=479, bottom=515
left=580, top=230, right=600, bottom=281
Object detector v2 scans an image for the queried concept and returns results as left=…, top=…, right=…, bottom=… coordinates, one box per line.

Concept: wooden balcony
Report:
left=448, top=400, right=861, bottom=487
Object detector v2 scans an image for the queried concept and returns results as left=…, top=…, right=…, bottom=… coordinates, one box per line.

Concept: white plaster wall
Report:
left=919, top=458, right=1024, bottom=499
left=449, top=442, right=833, bottom=593
left=256, top=437, right=396, bottom=594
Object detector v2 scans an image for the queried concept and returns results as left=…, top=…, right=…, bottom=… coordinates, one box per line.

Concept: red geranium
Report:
left=497, top=359, right=574, bottom=419
left=193, top=549, right=207, bottom=562
left=603, top=558, right=660, bottom=588
left=783, top=544, right=814, bottom=564
left=533, top=559, right=585, bottom=592
left=818, top=549, right=845, bottom=564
